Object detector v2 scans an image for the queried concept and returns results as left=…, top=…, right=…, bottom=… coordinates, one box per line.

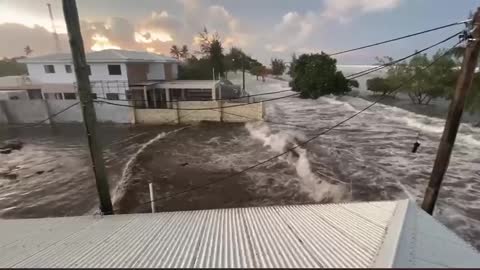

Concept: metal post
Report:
left=422, top=8, right=480, bottom=215
left=242, top=55, right=246, bottom=91
left=219, top=81, right=222, bottom=100
left=152, top=88, right=157, bottom=108
left=149, top=182, right=155, bottom=213
left=143, top=86, right=148, bottom=108
left=62, top=0, right=113, bottom=215
left=165, top=88, right=171, bottom=109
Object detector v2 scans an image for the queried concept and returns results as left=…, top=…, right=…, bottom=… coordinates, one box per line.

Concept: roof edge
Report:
left=18, top=59, right=177, bottom=64
left=372, top=199, right=410, bottom=268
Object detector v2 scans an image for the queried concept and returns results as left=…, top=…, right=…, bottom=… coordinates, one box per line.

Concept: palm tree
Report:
left=170, top=45, right=180, bottom=59
left=180, top=45, right=189, bottom=59
left=24, top=45, right=33, bottom=56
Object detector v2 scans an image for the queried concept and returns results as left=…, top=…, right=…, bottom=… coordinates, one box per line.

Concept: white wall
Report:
left=0, top=100, right=133, bottom=124
left=0, top=91, right=29, bottom=100
left=28, top=63, right=76, bottom=84
left=147, top=63, right=165, bottom=80
left=27, top=63, right=128, bottom=84
left=89, top=63, right=128, bottom=82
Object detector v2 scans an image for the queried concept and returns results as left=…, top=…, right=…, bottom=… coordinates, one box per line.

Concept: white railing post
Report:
left=149, top=182, right=155, bottom=213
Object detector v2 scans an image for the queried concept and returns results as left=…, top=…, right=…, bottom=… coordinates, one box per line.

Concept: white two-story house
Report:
left=1, top=49, right=242, bottom=109
left=17, top=49, right=179, bottom=101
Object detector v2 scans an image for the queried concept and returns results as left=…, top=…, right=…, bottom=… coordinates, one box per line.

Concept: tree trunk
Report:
left=408, top=93, right=417, bottom=104
left=424, top=96, right=433, bottom=105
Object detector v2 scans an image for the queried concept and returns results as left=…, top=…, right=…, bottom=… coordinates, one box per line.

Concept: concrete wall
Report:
left=0, top=91, right=29, bottom=100
left=94, top=101, right=134, bottom=123
left=1, top=100, right=50, bottom=123
left=0, top=100, right=134, bottom=124
left=47, top=100, right=83, bottom=123
left=178, top=101, right=220, bottom=122
left=133, top=101, right=263, bottom=125
left=223, top=102, right=263, bottom=122
left=0, top=100, right=263, bottom=125
left=27, top=63, right=128, bottom=84
left=135, top=109, right=178, bottom=125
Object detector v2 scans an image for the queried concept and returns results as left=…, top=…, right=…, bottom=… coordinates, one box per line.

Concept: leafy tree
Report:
left=209, top=39, right=224, bottom=79
left=178, top=56, right=213, bottom=80
left=250, top=64, right=267, bottom=81
left=271, top=58, right=286, bottom=76
left=170, top=45, right=180, bottom=59
left=288, top=53, right=297, bottom=77
left=196, top=27, right=224, bottom=78
left=291, top=53, right=351, bottom=98
left=24, top=45, right=33, bottom=56
left=367, top=77, right=390, bottom=95
left=180, top=45, right=189, bottom=59
left=348, top=79, right=359, bottom=88
left=381, top=51, right=456, bottom=104
left=0, top=57, right=27, bottom=77
left=226, top=47, right=245, bottom=71
left=466, top=77, right=480, bottom=111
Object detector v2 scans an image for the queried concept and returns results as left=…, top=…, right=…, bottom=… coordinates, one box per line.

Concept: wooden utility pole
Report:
left=62, top=0, right=113, bottom=214
left=422, top=8, right=480, bottom=215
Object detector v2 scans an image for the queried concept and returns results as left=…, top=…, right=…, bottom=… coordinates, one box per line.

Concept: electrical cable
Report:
left=95, top=92, right=300, bottom=111
left=116, top=39, right=463, bottom=212
left=346, top=31, right=462, bottom=80
left=97, top=89, right=293, bottom=103
left=328, top=21, right=467, bottom=56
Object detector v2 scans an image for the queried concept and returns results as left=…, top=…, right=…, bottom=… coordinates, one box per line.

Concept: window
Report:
left=63, top=93, right=77, bottom=100
left=65, top=65, right=72, bottom=73
left=91, top=93, right=98, bottom=99
left=106, top=93, right=119, bottom=100
left=54, top=93, right=63, bottom=100
left=87, top=65, right=91, bottom=75
left=108, top=65, right=122, bottom=75
left=44, top=65, right=55, bottom=74
left=27, top=89, right=42, bottom=100
left=9, top=96, right=19, bottom=100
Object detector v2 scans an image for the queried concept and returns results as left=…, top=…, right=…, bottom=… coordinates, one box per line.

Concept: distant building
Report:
left=15, top=49, right=179, bottom=102
left=1, top=49, right=242, bottom=107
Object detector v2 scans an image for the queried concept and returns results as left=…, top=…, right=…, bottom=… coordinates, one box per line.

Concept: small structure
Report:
left=0, top=199, right=478, bottom=268
left=129, top=79, right=244, bottom=109
left=0, top=76, right=41, bottom=100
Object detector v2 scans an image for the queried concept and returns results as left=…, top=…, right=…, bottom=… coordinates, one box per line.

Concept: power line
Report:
left=95, top=93, right=299, bottom=111
left=122, top=39, right=463, bottom=211
left=346, top=31, right=462, bottom=80
left=328, top=20, right=467, bottom=56
left=96, top=89, right=293, bottom=103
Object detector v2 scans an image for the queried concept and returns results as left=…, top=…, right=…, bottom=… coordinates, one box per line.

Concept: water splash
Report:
left=112, top=127, right=189, bottom=204
left=245, top=122, right=346, bottom=202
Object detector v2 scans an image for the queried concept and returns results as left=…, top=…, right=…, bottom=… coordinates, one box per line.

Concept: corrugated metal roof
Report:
left=0, top=200, right=478, bottom=268
left=18, top=49, right=178, bottom=64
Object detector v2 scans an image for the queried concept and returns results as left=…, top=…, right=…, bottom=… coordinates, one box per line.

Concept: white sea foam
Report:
left=246, top=122, right=346, bottom=202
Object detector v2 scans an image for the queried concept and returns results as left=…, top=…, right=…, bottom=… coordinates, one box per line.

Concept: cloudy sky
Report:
left=1, top=0, right=479, bottom=64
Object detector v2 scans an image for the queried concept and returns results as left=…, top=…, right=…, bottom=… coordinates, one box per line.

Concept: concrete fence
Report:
left=0, top=100, right=134, bottom=124
left=0, top=100, right=264, bottom=125
left=134, top=101, right=264, bottom=124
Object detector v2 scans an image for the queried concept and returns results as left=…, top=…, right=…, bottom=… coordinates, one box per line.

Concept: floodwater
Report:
left=1, top=72, right=480, bottom=251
